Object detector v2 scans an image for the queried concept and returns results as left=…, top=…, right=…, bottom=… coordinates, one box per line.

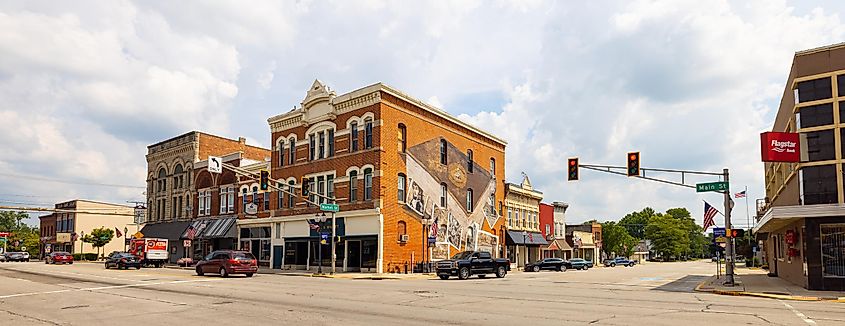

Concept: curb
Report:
left=694, top=276, right=844, bottom=302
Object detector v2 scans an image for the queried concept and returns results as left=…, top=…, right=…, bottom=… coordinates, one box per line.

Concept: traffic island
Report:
left=695, top=273, right=845, bottom=302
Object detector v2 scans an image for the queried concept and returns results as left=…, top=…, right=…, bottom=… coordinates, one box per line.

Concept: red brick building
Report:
left=239, top=80, right=507, bottom=273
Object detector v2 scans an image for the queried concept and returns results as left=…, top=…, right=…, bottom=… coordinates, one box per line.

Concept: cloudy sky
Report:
left=2, top=0, right=844, bottom=227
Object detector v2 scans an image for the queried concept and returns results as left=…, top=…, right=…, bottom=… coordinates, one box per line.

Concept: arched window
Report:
left=467, top=149, right=473, bottom=173
left=398, top=123, right=407, bottom=153
left=363, top=168, right=373, bottom=200
left=278, top=141, right=285, bottom=166
left=242, top=188, right=248, bottom=211
left=466, top=188, right=474, bottom=212
left=440, top=139, right=447, bottom=165
left=350, top=122, right=359, bottom=152
left=158, top=168, right=167, bottom=193
left=397, top=221, right=407, bottom=242
left=397, top=173, right=406, bottom=202
left=440, top=183, right=447, bottom=207
left=308, top=134, right=316, bottom=161
left=252, top=186, right=259, bottom=207
left=173, top=164, right=183, bottom=189
left=185, top=194, right=191, bottom=217
left=364, top=118, right=373, bottom=149
left=490, top=158, right=496, bottom=176
left=349, top=171, right=358, bottom=202
left=288, top=138, right=296, bottom=165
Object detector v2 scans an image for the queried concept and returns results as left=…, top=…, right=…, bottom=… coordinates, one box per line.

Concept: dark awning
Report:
left=182, top=216, right=237, bottom=239
left=139, top=221, right=192, bottom=240
left=506, top=230, right=548, bottom=245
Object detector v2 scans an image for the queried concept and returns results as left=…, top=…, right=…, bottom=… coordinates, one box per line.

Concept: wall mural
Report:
left=402, top=138, right=499, bottom=260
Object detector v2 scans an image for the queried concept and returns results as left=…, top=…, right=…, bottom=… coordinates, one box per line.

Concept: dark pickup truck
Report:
left=436, top=251, right=510, bottom=280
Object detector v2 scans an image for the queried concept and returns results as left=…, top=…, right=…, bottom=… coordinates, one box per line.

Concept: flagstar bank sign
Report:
left=760, top=132, right=800, bottom=162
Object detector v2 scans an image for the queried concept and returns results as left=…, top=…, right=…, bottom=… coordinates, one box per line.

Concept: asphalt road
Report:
left=0, top=260, right=843, bottom=325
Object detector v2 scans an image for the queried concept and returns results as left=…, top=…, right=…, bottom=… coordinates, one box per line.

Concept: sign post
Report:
left=723, top=168, right=735, bottom=286
left=320, top=203, right=340, bottom=274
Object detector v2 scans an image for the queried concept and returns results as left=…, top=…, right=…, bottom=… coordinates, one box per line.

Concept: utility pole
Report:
left=331, top=209, right=336, bottom=275
left=723, top=168, right=735, bottom=286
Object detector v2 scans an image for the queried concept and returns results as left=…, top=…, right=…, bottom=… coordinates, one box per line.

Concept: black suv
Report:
left=436, top=251, right=510, bottom=280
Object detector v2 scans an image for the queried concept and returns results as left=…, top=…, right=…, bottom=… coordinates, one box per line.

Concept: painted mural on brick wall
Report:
left=402, top=138, right=499, bottom=260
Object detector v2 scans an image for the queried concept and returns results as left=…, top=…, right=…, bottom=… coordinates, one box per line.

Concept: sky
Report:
left=1, top=0, right=844, bottom=227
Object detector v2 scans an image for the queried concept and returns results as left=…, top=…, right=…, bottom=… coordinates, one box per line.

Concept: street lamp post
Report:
left=79, top=231, right=85, bottom=260
left=314, top=213, right=328, bottom=274
left=522, top=230, right=528, bottom=268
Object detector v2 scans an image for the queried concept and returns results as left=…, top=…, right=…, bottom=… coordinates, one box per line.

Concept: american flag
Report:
left=185, top=225, right=197, bottom=240
left=734, top=190, right=746, bottom=198
left=308, top=220, right=320, bottom=230
left=702, top=201, right=719, bottom=230
left=115, top=227, right=122, bottom=238
left=429, top=217, right=438, bottom=239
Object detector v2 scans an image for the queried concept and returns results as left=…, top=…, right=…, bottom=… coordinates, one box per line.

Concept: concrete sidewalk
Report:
left=695, top=268, right=845, bottom=302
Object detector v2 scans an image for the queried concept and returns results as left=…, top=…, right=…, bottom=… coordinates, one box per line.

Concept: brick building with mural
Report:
left=240, top=80, right=507, bottom=273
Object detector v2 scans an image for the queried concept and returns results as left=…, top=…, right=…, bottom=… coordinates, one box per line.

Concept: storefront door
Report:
left=347, top=240, right=361, bottom=272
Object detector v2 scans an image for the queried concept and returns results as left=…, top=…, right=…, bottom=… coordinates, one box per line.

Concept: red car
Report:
left=45, top=252, right=74, bottom=264
left=195, top=250, right=258, bottom=277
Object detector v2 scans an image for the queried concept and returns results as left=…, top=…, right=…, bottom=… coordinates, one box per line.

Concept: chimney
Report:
left=238, top=137, right=246, bottom=145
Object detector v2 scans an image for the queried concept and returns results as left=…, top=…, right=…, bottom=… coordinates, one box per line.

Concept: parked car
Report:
left=526, top=258, right=568, bottom=272
left=604, top=257, right=636, bottom=267
left=435, top=251, right=510, bottom=280
left=104, top=252, right=141, bottom=270
left=5, top=252, right=29, bottom=262
left=45, top=252, right=74, bottom=264
left=567, top=258, right=593, bottom=270
left=195, top=250, right=258, bottom=278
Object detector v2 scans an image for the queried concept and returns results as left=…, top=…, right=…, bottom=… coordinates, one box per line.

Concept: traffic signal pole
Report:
left=723, top=168, right=735, bottom=286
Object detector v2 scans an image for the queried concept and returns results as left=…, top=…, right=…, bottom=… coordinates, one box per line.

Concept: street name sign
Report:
left=696, top=181, right=728, bottom=193
left=320, top=203, right=339, bottom=212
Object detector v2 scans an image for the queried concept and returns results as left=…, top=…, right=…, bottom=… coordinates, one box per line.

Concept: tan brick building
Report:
left=39, top=200, right=134, bottom=257
left=143, top=131, right=269, bottom=263
left=245, top=80, right=507, bottom=273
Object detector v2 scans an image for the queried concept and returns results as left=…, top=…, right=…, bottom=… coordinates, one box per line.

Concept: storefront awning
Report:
left=754, top=204, right=845, bottom=233
left=544, top=239, right=572, bottom=251
left=506, top=230, right=548, bottom=245
left=182, top=217, right=238, bottom=240
left=140, top=221, right=192, bottom=240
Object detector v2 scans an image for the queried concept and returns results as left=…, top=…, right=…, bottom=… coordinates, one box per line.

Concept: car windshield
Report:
left=117, top=253, right=135, bottom=258
left=233, top=252, right=256, bottom=260
left=450, top=252, right=474, bottom=260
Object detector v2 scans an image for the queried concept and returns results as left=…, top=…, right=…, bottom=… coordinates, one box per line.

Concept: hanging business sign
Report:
left=760, top=132, right=800, bottom=162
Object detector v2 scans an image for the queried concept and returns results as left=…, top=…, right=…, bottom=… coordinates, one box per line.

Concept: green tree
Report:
left=619, top=207, right=655, bottom=239
left=601, top=221, right=638, bottom=258
left=0, top=211, right=38, bottom=257
left=84, top=227, right=114, bottom=259
left=645, top=213, right=689, bottom=260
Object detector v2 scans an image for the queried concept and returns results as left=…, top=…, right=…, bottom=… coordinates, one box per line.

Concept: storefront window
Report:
left=362, top=240, right=377, bottom=268
left=821, top=224, right=845, bottom=278
left=261, top=240, right=271, bottom=262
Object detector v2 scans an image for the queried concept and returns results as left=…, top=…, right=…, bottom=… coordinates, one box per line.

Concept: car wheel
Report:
left=495, top=266, right=506, bottom=278
left=104, top=263, right=110, bottom=269
left=135, top=266, right=140, bottom=270
left=220, top=267, right=229, bottom=278
left=458, top=267, right=470, bottom=280
left=196, top=267, right=204, bottom=276
left=119, top=264, right=126, bottom=270
left=439, top=275, right=449, bottom=280
left=246, top=273, right=254, bottom=277
left=69, top=262, right=73, bottom=265
left=532, top=265, right=540, bottom=272
left=559, top=265, right=566, bottom=272
left=629, top=263, right=634, bottom=267
left=45, top=260, right=49, bottom=264
left=610, top=263, right=616, bottom=267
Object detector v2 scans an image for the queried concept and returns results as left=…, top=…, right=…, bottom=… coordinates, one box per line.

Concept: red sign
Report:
left=760, top=132, right=800, bottom=162
left=146, top=239, right=167, bottom=251
left=0, top=232, right=9, bottom=237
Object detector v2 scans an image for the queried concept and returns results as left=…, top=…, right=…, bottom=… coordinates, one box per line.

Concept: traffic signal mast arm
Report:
left=579, top=163, right=724, bottom=192
left=220, top=162, right=336, bottom=206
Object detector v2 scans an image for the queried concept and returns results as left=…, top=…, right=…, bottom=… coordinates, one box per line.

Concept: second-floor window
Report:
left=490, top=158, right=496, bottom=176
left=364, top=168, right=373, bottom=200
left=263, top=191, right=270, bottom=210
left=398, top=173, right=406, bottom=202
left=318, top=132, right=325, bottom=159
left=328, top=129, right=335, bottom=157
left=288, top=181, right=295, bottom=208
left=349, top=171, right=358, bottom=202
left=309, top=134, right=316, bottom=161
left=440, top=139, right=447, bottom=164
left=277, top=183, right=284, bottom=208
left=398, top=123, right=406, bottom=153
left=288, top=138, right=296, bottom=165
left=220, top=187, right=228, bottom=214
left=467, top=149, right=473, bottom=173
left=278, top=141, right=285, bottom=166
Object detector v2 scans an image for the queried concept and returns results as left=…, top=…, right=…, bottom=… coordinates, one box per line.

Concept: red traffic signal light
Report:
left=730, top=229, right=745, bottom=238
left=567, top=158, right=579, bottom=181
left=627, top=152, right=640, bottom=177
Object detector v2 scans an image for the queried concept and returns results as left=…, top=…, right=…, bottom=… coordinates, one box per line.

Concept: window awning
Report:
left=506, top=230, right=548, bottom=245
left=544, top=239, right=572, bottom=251
left=182, top=216, right=238, bottom=239
left=139, top=221, right=193, bottom=240
left=754, top=204, right=845, bottom=233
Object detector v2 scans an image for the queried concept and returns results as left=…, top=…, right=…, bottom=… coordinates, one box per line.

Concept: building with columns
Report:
left=504, top=173, right=546, bottom=269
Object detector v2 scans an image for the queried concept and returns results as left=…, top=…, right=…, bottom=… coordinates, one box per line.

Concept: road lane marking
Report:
left=782, top=301, right=817, bottom=325
left=0, top=279, right=220, bottom=299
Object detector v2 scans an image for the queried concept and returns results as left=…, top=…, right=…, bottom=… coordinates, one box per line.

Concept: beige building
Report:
left=47, top=200, right=134, bottom=256
left=504, top=173, right=546, bottom=269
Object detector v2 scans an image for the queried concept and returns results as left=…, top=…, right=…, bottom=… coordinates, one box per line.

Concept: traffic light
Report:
left=567, top=158, right=579, bottom=181
left=627, top=152, right=640, bottom=177
left=260, top=170, right=269, bottom=190
left=730, top=229, right=745, bottom=238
